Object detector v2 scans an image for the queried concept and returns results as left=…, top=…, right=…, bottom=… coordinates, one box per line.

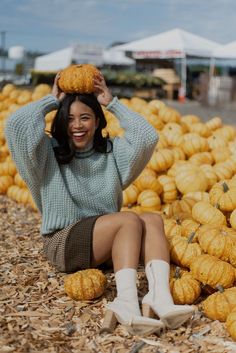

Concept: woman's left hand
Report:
left=93, top=73, right=113, bottom=106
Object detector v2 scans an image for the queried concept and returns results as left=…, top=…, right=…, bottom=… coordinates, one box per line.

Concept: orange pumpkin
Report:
left=122, top=184, right=139, bottom=207
left=137, top=189, right=161, bottom=212
left=190, top=254, right=235, bottom=289
left=191, top=201, right=226, bottom=226
left=64, top=269, right=107, bottom=300
left=170, top=267, right=201, bottom=305
left=209, top=179, right=236, bottom=212
left=58, top=64, right=100, bottom=94
left=202, top=286, right=236, bottom=322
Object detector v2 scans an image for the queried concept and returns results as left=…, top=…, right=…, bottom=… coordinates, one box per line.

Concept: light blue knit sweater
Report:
left=5, top=95, right=158, bottom=234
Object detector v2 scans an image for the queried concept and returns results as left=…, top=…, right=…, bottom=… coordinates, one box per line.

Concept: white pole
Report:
left=179, top=55, right=187, bottom=102
left=208, top=57, right=216, bottom=106
left=209, top=56, right=215, bottom=79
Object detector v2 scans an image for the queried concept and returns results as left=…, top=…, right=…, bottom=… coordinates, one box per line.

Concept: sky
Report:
left=1, top=0, right=236, bottom=54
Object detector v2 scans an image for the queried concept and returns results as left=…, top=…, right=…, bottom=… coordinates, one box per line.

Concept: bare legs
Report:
left=139, top=213, right=170, bottom=266
left=91, top=211, right=194, bottom=330
left=91, top=211, right=142, bottom=272
left=91, top=211, right=165, bottom=333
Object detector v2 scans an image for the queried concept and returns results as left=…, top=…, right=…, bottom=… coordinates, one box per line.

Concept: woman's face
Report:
left=67, top=100, right=99, bottom=150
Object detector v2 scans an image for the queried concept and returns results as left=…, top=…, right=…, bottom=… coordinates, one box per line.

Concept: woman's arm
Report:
left=106, top=98, right=159, bottom=189
left=5, top=94, right=59, bottom=181
left=94, top=73, right=158, bottom=188
left=5, top=73, right=64, bottom=183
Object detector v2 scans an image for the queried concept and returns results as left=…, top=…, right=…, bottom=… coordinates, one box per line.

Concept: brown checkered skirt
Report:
left=42, top=216, right=102, bottom=273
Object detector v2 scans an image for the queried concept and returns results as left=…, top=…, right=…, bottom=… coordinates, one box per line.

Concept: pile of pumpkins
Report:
left=0, top=83, right=52, bottom=210
left=1, top=84, right=236, bottom=339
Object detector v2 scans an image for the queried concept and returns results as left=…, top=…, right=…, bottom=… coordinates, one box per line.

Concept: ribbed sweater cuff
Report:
left=37, top=94, right=59, bottom=115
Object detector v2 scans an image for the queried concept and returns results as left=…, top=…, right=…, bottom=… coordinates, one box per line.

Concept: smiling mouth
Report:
left=72, top=132, right=87, bottom=140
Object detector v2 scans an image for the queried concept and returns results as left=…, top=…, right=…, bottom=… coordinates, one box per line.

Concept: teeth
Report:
left=73, top=132, right=86, bottom=137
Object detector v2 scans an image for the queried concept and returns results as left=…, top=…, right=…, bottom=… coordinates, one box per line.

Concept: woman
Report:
left=5, top=72, right=194, bottom=333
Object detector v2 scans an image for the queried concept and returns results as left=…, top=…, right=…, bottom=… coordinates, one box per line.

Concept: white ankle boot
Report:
left=107, top=268, right=165, bottom=335
left=142, top=260, right=195, bottom=329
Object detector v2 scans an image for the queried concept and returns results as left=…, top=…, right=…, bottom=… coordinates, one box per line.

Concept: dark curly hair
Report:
left=50, top=93, right=112, bottom=164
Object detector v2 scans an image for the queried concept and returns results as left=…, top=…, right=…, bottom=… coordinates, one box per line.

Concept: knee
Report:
left=120, top=211, right=143, bottom=232
left=139, top=212, right=164, bottom=229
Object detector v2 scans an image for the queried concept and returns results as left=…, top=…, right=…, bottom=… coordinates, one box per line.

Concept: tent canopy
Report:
left=212, top=41, right=236, bottom=59
left=115, top=28, right=220, bottom=59
left=103, top=48, right=135, bottom=65
left=34, top=47, right=73, bottom=71
left=34, top=45, right=133, bottom=71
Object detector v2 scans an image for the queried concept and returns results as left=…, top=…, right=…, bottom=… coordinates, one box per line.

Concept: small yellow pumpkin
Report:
left=197, top=225, right=235, bottom=262
left=209, top=179, right=236, bottom=212
left=64, top=269, right=107, bottom=300
left=164, top=218, right=182, bottom=239
left=230, top=209, right=236, bottom=230
left=205, top=117, right=222, bottom=131
left=157, top=175, right=178, bottom=203
left=181, top=133, right=209, bottom=157
left=167, top=197, right=196, bottom=218
left=168, top=234, right=202, bottom=268
left=0, top=175, right=14, bottom=194
left=158, top=106, right=181, bottom=123
left=226, top=306, right=236, bottom=340
left=189, top=151, right=214, bottom=165
left=190, top=254, right=235, bottom=289
left=181, top=219, right=201, bottom=242
left=148, top=149, right=174, bottom=173
left=137, top=189, right=161, bottom=212
left=134, top=174, right=162, bottom=195
left=170, top=266, right=201, bottom=304
left=122, top=184, right=139, bottom=207
left=202, top=286, right=236, bottom=322
left=175, top=164, right=208, bottom=194
left=191, top=201, right=226, bottom=226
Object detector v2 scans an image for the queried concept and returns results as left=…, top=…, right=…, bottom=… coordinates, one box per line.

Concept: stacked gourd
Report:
left=112, top=97, right=236, bottom=340
left=1, top=84, right=236, bottom=338
left=0, top=83, right=51, bottom=210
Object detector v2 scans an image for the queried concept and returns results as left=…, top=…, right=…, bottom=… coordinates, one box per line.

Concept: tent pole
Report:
left=208, top=57, right=216, bottom=106
left=209, top=57, right=215, bottom=78
left=179, top=55, right=187, bottom=102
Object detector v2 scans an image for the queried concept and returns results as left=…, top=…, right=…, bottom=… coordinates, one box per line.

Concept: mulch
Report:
left=1, top=195, right=236, bottom=353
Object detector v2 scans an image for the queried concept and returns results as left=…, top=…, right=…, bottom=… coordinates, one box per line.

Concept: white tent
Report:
left=103, top=48, right=135, bottom=66
left=212, top=41, right=236, bottom=59
left=34, top=46, right=134, bottom=71
left=34, top=47, right=73, bottom=71
left=208, top=41, right=236, bottom=105
left=209, top=41, right=236, bottom=78
left=114, top=28, right=220, bottom=97
left=34, top=44, right=104, bottom=71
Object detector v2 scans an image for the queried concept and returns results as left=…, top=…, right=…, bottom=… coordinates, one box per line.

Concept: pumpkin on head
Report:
left=58, top=64, right=100, bottom=94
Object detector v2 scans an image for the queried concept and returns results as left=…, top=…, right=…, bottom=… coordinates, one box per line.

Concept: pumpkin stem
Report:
left=216, top=284, right=225, bottom=293
left=187, top=231, right=195, bottom=243
left=222, top=182, right=229, bottom=193
left=175, top=266, right=181, bottom=279
left=176, top=218, right=181, bottom=225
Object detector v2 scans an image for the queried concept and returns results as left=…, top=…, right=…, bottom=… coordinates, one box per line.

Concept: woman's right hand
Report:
left=52, top=72, right=66, bottom=101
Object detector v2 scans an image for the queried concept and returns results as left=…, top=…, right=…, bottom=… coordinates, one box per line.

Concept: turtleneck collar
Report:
left=74, top=142, right=95, bottom=159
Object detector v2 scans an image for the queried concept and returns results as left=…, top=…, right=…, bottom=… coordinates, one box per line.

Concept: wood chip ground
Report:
left=1, top=195, right=236, bottom=353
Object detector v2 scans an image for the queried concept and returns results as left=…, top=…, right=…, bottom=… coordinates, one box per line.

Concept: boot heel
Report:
left=142, top=303, right=155, bottom=318
left=100, top=309, right=117, bottom=333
